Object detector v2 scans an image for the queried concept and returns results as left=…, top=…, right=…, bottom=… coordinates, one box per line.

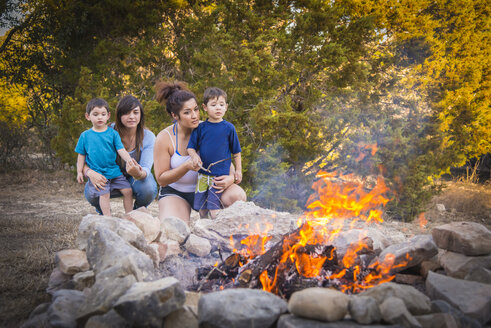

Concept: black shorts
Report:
left=158, top=185, right=195, bottom=209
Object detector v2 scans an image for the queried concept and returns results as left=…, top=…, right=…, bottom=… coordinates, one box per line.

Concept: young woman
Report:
left=153, top=81, right=246, bottom=225
left=84, top=95, right=158, bottom=213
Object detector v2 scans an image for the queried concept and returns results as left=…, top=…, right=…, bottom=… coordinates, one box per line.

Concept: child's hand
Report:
left=234, top=171, right=242, bottom=184
left=191, top=154, right=202, bottom=167
left=77, top=172, right=85, bottom=184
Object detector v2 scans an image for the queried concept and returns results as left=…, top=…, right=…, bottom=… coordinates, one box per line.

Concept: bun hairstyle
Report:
left=155, top=80, right=197, bottom=118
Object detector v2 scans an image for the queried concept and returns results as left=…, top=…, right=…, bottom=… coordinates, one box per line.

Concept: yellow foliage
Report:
left=0, top=78, right=29, bottom=126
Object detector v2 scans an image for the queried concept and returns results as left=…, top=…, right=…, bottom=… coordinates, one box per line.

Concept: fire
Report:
left=418, top=212, right=427, bottom=229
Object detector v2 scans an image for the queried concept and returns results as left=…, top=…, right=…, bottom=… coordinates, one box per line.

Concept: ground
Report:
left=0, top=169, right=489, bottom=327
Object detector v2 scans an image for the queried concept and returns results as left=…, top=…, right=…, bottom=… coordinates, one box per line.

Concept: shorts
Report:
left=159, top=185, right=195, bottom=209
left=87, top=175, right=131, bottom=197
left=193, top=174, right=223, bottom=211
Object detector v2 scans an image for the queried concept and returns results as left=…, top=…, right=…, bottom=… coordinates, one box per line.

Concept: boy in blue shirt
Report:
left=187, top=87, right=242, bottom=219
left=75, top=98, right=133, bottom=216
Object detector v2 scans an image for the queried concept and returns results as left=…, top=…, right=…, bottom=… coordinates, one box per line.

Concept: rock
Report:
left=113, top=277, right=185, bottom=328
left=159, top=240, right=182, bottom=257
left=419, top=259, right=441, bottom=278
left=277, top=314, right=400, bottom=328
left=144, top=243, right=160, bottom=266
left=73, top=270, right=95, bottom=290
left=164, top=306, right=199, bottom=328
left=376, top=235, right=438, bottom=274
left=438, top=250, right=491, bottom=279
left=379, top=297, right=422, bottom=328
left=84, top=309, right=130, bottom=328
left=86, top=225, right=154, bottom=280
left=21, top=303, right=51, bottom=328
left=395, top=273, right=424, bottom=285
left=288, top=288, right=349, bottom=322
left=77, top=214, right=148, bottom=252
left=432, top=221, right=491, bottom=256
left=464, top=266, right=491, bottom=284
left=431, top=300, right=482, bottom=328
left=161, top=216, right=191, bottom=244
left=159, top=255, right=212, bottom=289
left=56, top=249, right=90, bottom=275
left=359, top=282, right=431, bottom=315
left=415, top=313, right=459, bottom=328
left=348, top=295, right=381, bottom=324
left=436, top=204, right=446, bottom=212
left=47, top=289, right=86, bottom=328
left=184, top=234, right=212, bottom=257
left=123, top=208, right=161, bottom=243
left=46, top=268, right=74, bottom=295
left=426, top=271, right=491, bottom=324
left=184, top=291, right=201, bottom=315
left=77, top=273, right=136, bottom=323
left=198, top=288, right=287, bottom=328
left=332, top=228, right=391, bottom=258
left=192, top=219, right=231, bottom=251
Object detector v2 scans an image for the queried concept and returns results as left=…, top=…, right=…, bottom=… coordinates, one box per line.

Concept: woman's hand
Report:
left=213, top=174, right=235, bottom=193
left=86, top=169, right=107, bottom=191
left=185, top=158, right=201, bottom=172
left=126, top=158, right=144, bottom=179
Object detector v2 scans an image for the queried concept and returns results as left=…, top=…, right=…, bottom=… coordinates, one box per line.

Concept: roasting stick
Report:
left=198, top=157, right=231, bottom=173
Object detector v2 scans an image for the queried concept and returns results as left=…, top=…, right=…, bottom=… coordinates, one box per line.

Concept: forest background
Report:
left=0, top=0, right=489, bottom=220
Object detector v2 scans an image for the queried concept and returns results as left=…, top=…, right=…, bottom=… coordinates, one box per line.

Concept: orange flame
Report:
left=418, top=212, right=427, bottom=229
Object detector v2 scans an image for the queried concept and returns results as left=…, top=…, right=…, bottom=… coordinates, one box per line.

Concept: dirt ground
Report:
left=0, top=169, right=489, bottom=327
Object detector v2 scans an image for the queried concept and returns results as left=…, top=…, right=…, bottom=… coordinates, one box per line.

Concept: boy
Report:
left=75, top=98, right=134, bottom=216
left=187, top=87, right=242, bottom=219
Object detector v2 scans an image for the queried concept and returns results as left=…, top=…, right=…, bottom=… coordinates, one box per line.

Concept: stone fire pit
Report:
left=22, top=202, right=491, bottom=327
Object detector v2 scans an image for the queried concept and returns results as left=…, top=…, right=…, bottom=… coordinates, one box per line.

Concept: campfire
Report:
left=194, top=169, right=410, bottom=297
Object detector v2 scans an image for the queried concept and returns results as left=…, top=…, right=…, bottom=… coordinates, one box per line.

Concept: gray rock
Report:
left=161, top=216, right=191, bottom=244
left=432, top=221, right=491, bottom=256
left=73, top=270, right=95, bottom=290
left=192, top=219, right=231, bottom=251
left=431, top=300, right=482, bottom=328
left=84, top=310, right=130, bottom=328
left=376, top=235, right=438, bottom=274
left=184, top=291, right=201, bottom=315
left=288, top=287, right=349, bottom=322
left=47, top=289, right=86, bottom=328
left=159, top=255, right=214, bottom=289
left=464, top=266, right=491, bottom=284
left=77, top=214, right=147, bottom=252
left=359, top=282, right=431, bottom=315
left=414, top=313, right=459, bottom=328
left=46, top=268, right=74, bottom=295
left=348, top=295, right=382, bottom=324
left=86, top=225, right=154, bottom=280
left=379, top=297, right=422, bottom=328
left=163, top=306, right=199, bottom=328
left=426, top=271, right=491, bottom=324
left=77, top=274, right=136, bottom=322
left=56, top=249, right=90, bottom=275
left=277, top=314, right=400, bottom=328
left=113, top=277, right=185, bottom=328
left=21, top=303, right=51, bottom=328
left=198, top=288, right=287, bottom=328
left=184, top=234, right=212, bottom=257
left=439, top=250, right=491, bottom=279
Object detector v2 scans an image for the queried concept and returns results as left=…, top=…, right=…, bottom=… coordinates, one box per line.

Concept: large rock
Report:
left=114, top=277, right=185, bottom=327
left=426, top=271, right=491, bottom=324
left=432, top=222, right=491, bottom=256
left=46, top=268, right=74, bottom=295
left=464, top=267, right=491, bottom=284
left=277, top=314, right=400, bottom=328
left=415, top=313, right=459, bottom=328
left=198, top=288, right=287, bottom=328
left=73, top=270, right=95, bottom=290
left=348, top=295, right=382, bottom=324
left=359, top=282, right=431, bottom=315
left=184, top=234, right=212, bottom=257
left=192, top=219, right=231, bottom=251
left=379, top=297, right=422, bottom=328
left=123, top=209, right=161, bottom=243
left=163, top=306, right=199, bottom=328
left=86, top=225, right=154, bottom=280
left=288, top=287, right=349, bottom=322
left=55, top=249, right=90, bottom=275
left=161, top=216, right=191, bottom=244
left=430, top=300, right=482, bottom=328
left=439, top=251, right=491, bottom=279
left=77, top=273, right=136, bottom=322
left=47, top=289, right=86, bottom=328
left=78, top=215, right=147, bottom=252
left=376, top=235, right=438, bottom=274
left=332, top=228, right=391, bottom=258
left=84, top=309, right=130, bottom=328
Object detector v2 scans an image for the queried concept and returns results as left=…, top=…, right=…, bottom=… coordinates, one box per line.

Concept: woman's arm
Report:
left=153, top=129, right=197, bottom=186
left=135, top=129, right=156, bottom=180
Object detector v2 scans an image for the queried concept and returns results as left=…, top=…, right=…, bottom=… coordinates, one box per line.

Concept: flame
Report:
left=418, top=212, right=427, bottom=229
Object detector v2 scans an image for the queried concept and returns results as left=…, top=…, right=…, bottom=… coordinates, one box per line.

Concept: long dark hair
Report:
left=115, top=95, right=144, bottom=161
left=155, top=80, right=196, bottom=118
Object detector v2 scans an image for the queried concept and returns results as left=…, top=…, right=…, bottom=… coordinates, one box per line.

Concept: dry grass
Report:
left=0, top=169, right=489, bottom=327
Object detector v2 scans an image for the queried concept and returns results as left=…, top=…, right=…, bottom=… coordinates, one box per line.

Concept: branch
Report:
left=0, top=11, right=36, bottom=54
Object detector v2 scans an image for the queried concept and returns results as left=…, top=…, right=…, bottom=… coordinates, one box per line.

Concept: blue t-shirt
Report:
left=75, top=128, right=125, bottom=179
left=187, top=120, right=241, bottom=176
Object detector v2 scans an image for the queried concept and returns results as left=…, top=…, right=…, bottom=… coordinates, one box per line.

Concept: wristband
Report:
left=84, top=168, right=90, bottom=177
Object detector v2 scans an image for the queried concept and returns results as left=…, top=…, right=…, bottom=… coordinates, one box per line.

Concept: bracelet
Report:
left=84, top=168, right=90, bottom=177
